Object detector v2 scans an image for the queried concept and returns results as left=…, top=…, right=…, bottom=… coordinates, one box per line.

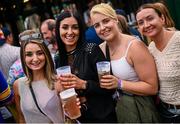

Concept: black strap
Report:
left=105, top=44, right=113, bottom=75
left=29, top=84, right=47, bottom=116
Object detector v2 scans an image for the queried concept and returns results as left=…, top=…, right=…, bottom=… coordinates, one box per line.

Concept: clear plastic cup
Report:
left=96, top=61, right=110, bottom=81
left=59, top=88, right=81, bottom=119
left=56, top=66, right=71, bottom=76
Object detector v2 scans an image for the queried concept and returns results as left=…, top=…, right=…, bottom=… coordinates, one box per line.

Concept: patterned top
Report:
left=7, top=59, right=25, bottom=87
left=148, top=31, right=180, bottom=105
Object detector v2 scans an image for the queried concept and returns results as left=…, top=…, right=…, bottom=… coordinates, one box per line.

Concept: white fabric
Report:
left=18, top=77, right=64, bottom=123
left=111, top=41, right=139, bottom=82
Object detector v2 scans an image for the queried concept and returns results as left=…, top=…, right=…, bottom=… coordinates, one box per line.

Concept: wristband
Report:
left=117, top=79, right=122, bottom=90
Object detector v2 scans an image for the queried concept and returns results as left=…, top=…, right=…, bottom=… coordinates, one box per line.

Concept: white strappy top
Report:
left=111, top=41, right=139, bottom=81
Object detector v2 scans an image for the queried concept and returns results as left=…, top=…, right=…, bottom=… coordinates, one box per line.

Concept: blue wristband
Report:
left=117, top=79, right=122, bottom=89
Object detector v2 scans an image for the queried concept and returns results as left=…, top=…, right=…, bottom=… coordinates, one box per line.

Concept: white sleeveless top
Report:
left=111, top=41, right=139, bottom=82
left=18, top=77, right=64, bottom=123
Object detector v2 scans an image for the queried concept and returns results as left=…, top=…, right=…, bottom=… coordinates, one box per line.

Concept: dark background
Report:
left=0, top=0, right=179, bottom=45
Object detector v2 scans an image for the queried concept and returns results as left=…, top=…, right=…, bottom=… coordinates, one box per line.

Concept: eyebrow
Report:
left=137, top=15, right=152, bottom=21
left=94, top=17, right=110, bottom=24
left=61, top=23, right=78, bottom=26
left=25, top=49, right=42, bottom=53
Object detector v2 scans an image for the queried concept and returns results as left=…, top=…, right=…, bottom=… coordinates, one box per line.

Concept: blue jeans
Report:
left=158, top=101, right=180, bottom=123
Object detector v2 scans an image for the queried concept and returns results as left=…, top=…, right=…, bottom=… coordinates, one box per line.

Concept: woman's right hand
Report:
left=100, top=74, right=119, bottom=89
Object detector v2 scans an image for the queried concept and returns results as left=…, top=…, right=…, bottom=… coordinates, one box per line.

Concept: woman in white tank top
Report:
left=13, top=30, right=65, bottom=123
left=90, top=3, right=161, bottom=122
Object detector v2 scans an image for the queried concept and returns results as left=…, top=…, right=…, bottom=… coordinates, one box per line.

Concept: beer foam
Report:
left=59, top=88, right=76, bottom=99
left=96, top=61, right=110, bottom=73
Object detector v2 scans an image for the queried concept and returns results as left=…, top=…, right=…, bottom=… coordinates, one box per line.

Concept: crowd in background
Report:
left=0, top=1, right=180, bottom=123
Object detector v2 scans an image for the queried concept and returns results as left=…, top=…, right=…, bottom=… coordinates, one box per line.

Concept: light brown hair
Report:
left=153, top=2, right=175, bottom=28
left=19, top=30, right=56, bottom=89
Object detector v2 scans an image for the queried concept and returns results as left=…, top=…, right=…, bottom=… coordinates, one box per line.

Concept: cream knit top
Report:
left=148, top=31, right=180, bottom=105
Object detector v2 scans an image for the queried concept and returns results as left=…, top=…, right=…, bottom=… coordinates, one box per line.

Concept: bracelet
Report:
left=117, top=79, right=122, bottom=90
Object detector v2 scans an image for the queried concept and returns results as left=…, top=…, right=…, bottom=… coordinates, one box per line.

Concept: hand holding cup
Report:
left=96, top=61, right=110, bottom=81
left=59, top=88, right=81, bottom=119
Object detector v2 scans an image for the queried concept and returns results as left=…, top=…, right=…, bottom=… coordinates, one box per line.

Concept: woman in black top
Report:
left=55, top=10, right=117, bottom=123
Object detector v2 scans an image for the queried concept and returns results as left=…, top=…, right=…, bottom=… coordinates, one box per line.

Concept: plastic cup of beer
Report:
left=59, top=88, right=81, bottom=119
left=56, top=66, right=71, bottom=76
left=96, top=61, right=110, bottom=81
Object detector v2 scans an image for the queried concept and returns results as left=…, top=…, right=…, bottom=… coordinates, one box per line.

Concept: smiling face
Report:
left=91, top=12, right=118, bottom=42
left=25, top=42, right=46, bottom=72
left=59, top=17, right=79, bottom=51
left=136, top=8, right=165, bottom=38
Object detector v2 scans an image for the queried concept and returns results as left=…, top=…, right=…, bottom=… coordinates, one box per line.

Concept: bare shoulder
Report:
left=129, top=38, right=148, bottom=53
left=128, top=38, right=153, bottom=62
left=13, top=78, right=21, bottom=95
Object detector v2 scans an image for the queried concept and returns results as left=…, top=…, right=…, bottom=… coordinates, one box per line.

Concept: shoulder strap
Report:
left=125, top=41, right=133, bottom=57
left=29, top=84, right=47, bottom=116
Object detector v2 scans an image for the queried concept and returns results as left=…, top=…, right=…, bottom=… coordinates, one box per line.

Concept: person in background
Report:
left=55, top=10, right=117, bottom=123
left=115, top=9, right=143, bottom=41
left=2, top=27, right=14, bottom=45
left=40, top=19, right=58, bottom=55
left=0, top=70, right=14, bottom=123
left=117, top=14, right=132, bottom=35
left=84, top=0, right=103, bottom=45
left=13, top=30, right=64, bottom=123
left=85, top=21, right=103, bottom=45
left=24, top=13, right=41, bottom=32
left=0, top=28, right=20, bottom=122
left=136, top=3, right=180, bottom=123
left=7, top=59, right=25, bottom=88
left=90, top=3, right=160, bottom=122
left=6, top=58, right=24, bottom=123
left=0, top=28, right=20, bottom=79
left=153, top=2, right=175, bottom=31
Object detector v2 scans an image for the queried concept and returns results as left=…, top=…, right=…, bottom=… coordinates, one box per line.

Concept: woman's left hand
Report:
left=100, top=74, right=119, bottom=89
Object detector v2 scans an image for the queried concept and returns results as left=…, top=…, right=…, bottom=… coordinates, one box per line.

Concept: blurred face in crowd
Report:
left=25, top=42, right=46, bottom=73
left=41, top=23, right=54, bottom=43
left=7, top=34, right=14, bottom=45
left=59, top=16, right=79, bottom=51
left=136, top=8, right=165, bottom=38
left=91, top=12, right=119, bottom=41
